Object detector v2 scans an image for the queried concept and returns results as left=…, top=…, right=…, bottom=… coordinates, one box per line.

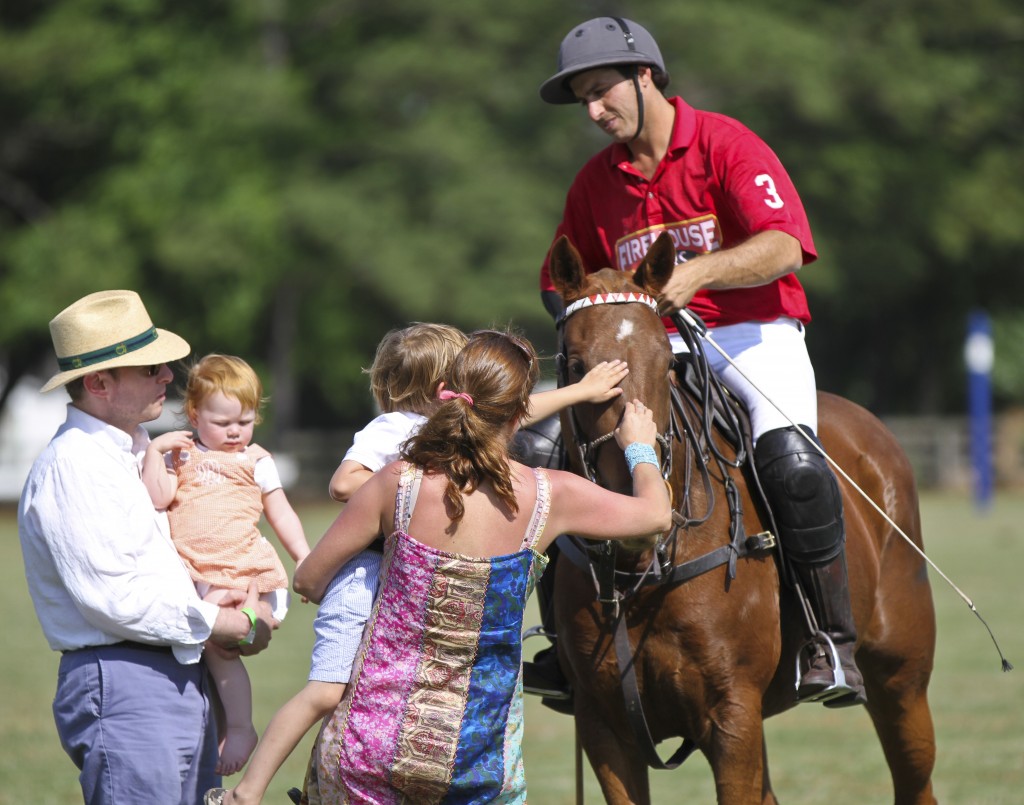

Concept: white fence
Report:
left=3, top=372, right=1020, bottom=502
left=280, top=415, right=1021, bottom=502
left=0, top=380, right=68, bottom=502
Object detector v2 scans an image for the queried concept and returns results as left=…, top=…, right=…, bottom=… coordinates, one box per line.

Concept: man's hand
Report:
left=238, top=581, right=276, bottom=656
left=208, top=581, right=278, bottom=655
left=657, top=260, right=706, bottom=316
left=656, top=232, right=803, bottom=316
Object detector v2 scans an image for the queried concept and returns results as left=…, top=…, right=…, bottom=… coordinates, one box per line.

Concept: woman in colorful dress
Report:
left=293, top=328, right=671, bottom=804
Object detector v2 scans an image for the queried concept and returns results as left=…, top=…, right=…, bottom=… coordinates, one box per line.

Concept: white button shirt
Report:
left=18, top=404, right=221, bottom=664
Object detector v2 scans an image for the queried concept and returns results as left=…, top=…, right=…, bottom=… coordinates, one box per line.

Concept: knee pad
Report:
left=755, top=426, right=845, bottom=564
left=510, top=414, right=565, bottom=470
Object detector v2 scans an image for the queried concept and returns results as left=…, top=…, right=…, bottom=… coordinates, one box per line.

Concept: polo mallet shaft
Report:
left=672, top=309, right=1012, bottom=671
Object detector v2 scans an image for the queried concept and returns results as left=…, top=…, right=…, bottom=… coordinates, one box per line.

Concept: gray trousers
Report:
left=53, top=642, right=219, bottom=805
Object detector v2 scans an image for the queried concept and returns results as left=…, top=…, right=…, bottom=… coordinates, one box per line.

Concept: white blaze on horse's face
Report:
left=616, top=319, right=635, bottom=342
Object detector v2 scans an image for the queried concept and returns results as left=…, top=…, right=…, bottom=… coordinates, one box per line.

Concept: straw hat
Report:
left=41, top=290, right=191, bottom=393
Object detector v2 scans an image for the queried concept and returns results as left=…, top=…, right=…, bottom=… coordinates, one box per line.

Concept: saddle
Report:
left=672, top=348, right=783, bottom=570
left=510, top=412, right=564, bottom=471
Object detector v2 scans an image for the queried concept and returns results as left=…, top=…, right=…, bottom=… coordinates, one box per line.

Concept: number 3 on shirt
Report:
left=755, top=174, right=785, bottom=209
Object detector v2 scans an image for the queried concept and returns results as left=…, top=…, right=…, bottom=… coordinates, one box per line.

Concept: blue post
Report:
left=964, top=310, right=994, bottom=511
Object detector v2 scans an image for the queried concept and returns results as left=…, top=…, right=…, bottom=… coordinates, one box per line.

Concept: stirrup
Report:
left=523, top=625, right=556, bottom=643
left=795, top=631, right=855, bottom=704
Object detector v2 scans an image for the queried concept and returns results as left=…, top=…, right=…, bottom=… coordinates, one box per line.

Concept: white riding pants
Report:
left=669, top=317, right=818, bottom=443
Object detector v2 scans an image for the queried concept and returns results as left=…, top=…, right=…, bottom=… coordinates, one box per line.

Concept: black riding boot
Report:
left=755, top=426, right=866, bottom=708
left=791, top=552, right=866, bottom=707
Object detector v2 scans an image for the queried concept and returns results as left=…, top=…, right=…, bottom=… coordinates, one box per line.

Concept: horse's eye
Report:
left=567, top=358, right=586, bottom=380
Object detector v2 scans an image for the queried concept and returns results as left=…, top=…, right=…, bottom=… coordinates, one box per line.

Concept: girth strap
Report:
left=613, top=611, right=700, bottom=770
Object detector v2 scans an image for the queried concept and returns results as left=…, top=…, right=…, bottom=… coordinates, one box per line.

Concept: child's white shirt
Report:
left=343, top=411, right=427, bottom=471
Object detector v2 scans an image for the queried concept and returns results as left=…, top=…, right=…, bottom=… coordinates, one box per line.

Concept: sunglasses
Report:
left=102, top=363, right=167, bottom=381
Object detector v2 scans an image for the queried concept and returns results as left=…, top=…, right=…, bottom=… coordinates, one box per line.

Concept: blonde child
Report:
left=142, top=354, right=310, bottom=776
left=206, top=324, right=627, bottom=805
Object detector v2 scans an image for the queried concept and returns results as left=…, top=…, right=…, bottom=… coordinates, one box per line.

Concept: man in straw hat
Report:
left=18, top=290, right=278, bottom=804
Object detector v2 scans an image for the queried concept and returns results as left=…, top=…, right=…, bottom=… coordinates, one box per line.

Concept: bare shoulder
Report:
left=347, top=459, right=403, bottom=506
left=371, top=460, right=404, bottom=492
left=529, top=466, right=599, bottom=517
left=509, top=461, right=567, bottom=494
left=541, top=466, right=589, bottom=492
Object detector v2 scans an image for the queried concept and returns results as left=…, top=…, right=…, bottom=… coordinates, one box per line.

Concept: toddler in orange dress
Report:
left=142, top=354, right=310, bottom=775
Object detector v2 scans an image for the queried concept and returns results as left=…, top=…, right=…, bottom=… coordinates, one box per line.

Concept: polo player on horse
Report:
left=522, top=16, right=865, bottom=709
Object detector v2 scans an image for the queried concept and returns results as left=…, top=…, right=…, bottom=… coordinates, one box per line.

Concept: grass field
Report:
left=2, top=493, right=1022, bottom=804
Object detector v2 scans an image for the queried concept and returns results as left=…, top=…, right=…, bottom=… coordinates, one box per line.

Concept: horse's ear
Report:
left=633, top=232, right=676, bottom=295
left=548, top=236, right=588, bottom=302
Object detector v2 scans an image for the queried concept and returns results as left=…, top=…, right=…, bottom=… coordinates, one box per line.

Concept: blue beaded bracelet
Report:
left=624, top=442, right=659, bottom=474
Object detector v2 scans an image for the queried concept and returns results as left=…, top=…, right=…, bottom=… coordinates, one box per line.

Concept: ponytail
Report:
left=402, top=329, right=538, bottom=522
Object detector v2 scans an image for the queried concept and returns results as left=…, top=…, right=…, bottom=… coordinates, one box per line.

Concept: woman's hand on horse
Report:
left=615, top=400, right=658, bottom=449
left=577, top=360, right=629, bottom=403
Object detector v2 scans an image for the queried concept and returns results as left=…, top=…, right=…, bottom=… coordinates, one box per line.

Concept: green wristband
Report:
left=239, top=606, right=258, bottom=646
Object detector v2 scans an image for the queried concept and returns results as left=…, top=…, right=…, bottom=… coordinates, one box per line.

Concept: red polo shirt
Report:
left=541, top=97, right=816, bottom=328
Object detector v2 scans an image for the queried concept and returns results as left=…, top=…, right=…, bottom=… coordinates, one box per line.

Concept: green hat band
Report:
left=57, top=327, right=159, bottom=371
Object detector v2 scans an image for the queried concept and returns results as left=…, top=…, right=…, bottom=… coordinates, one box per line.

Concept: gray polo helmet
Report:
left=539, top=17, right=669, bottom=105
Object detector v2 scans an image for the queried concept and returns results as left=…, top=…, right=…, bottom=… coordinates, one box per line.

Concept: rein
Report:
left=555, top=293, right=776, bottom=770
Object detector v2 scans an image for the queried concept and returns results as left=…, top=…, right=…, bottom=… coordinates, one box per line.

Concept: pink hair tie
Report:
left=438, top=389, right=474, bottom=406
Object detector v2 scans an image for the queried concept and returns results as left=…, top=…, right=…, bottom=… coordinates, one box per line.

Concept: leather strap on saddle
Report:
left=555, top=527, right=776, bottom=604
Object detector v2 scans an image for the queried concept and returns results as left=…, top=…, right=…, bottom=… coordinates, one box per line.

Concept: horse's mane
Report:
left=574, top=267, right=642, bottom=298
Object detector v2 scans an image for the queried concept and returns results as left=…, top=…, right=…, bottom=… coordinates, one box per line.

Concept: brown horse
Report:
left=546, top=234, right=937, bottom=804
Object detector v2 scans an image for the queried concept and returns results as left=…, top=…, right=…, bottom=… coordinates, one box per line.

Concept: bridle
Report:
left=554, top=290, right=755, bottom=595
left=555, top=292, right=675, bottom=484
left=553, top=290, right=776, bottom=771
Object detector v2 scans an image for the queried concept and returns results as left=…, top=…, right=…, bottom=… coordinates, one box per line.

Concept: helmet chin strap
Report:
left=608, top=17, right=644, bottom=142
left=630, top=65, right=645, bottom=142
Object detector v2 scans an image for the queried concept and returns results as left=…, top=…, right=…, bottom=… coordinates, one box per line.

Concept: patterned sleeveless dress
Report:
left=315, top=462, right=551, bottom=804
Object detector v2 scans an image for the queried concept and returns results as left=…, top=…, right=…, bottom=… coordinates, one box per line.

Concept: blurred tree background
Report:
left=1, top=0, right=1021, bottom=436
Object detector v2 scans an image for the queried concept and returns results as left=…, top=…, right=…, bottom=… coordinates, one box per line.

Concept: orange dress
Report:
left=167, top=444, right=288, bottom=593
